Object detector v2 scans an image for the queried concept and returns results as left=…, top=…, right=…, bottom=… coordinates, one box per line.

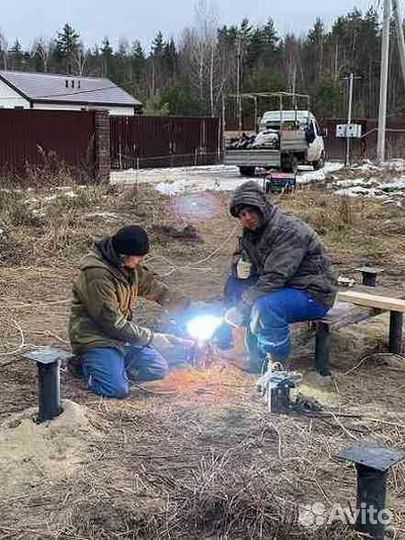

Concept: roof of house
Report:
left=0, top=70, right=141, bottom=108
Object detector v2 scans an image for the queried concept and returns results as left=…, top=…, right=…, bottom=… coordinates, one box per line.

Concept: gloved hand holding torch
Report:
left=152, top=332, right=195, bottom=356
left=224, top=302, right=251, bottom=328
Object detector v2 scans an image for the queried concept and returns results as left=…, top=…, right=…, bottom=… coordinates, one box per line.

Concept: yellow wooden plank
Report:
left=337, top=290, right=405, bottom=313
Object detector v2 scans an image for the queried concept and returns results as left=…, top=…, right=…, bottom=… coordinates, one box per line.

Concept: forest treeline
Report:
left=1, top=4, right=404, bottom=120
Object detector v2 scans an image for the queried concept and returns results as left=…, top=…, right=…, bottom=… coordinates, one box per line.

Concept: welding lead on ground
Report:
left=68, top=225, right=195, bottom=399
left=221, top=181, right=338, bottom=377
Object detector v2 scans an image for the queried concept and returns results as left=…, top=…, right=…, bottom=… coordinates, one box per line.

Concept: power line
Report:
left=38, top=84, right=123, bottom=99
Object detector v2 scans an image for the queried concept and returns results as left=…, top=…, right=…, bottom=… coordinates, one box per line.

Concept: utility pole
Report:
left=377, top=0, right=391, bottom=163
left=343, top=73, right=360, bottom=166
left=391, top=0, right=405, bottom=89
left=236, top=37, right=242, bottom=135
left=346, top=73, right=354, bottom=166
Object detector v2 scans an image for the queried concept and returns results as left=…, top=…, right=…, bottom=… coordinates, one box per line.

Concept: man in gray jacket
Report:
left=224, top=181, right=338, bottom=373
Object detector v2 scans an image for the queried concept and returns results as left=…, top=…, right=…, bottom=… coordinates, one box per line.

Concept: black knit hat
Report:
left=111, top=225, right=150, bottom=256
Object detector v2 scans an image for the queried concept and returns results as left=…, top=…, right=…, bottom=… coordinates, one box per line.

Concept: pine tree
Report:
left=151, top=31, right=164, bottom=56
left=54, top=23, right=80, bottom=73
left=9, top=39, right=23, bottom=70
left=100, top=37, right=114, bottom=77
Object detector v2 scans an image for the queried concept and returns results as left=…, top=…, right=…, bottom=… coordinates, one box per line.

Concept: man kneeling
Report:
left=69, top=225, right=192, bottom=398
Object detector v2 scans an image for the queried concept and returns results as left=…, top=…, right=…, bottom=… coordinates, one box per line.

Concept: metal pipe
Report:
left=337, top=445, right=404, bottom=540
left=362, top=271, right=377, bottom=287
left=315, top=322, right=332, bottom=376
left=389, top=311, right=403, bottom=354
left=346, top=72, right=354, bottom=166
left=355, top=464, right=387, bottom=540
left=391, top=0, right=405, bottom=91
left=377, top=0, right=391, bottom=163
left=254, top=96, right=258, bottom=132
left=37, top=360, right=63, bottom=422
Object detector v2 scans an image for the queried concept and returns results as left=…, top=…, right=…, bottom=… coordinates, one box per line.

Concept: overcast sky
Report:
left=0, top=0, right=378, bottom=51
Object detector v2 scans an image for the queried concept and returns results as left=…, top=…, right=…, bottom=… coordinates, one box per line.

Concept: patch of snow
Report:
left=355, top=160, right=380, bottom=171
left=381, top=159, right=405, bottom=171
left=297, top=162, right=344, bottom=185
left=334, top=186, right=387, bottom=198
left=335, top=179, right=363, bottom=188
left=353, top=159, right=405, bottom=172
left=380, top=178, right=405, bottom=190
left=111, top=162, right=344, bottom=194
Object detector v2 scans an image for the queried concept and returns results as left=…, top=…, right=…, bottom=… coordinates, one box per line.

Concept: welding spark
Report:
left=186, top=315, right=223, bottom=343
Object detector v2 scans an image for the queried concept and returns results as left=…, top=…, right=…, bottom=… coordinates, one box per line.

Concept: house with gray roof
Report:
left=0, top=70, right=141, bottom=115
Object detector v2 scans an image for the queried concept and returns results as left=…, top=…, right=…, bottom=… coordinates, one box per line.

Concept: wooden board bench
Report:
left=314, top=287, right=405, bottom=377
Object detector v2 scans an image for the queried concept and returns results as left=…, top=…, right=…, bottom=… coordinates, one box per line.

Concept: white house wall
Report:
left=0, top=80, right=30, bottom=108
left=32, top=102, right=134, bottom=115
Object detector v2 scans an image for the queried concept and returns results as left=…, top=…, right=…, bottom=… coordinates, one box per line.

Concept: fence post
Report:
left=93, top=110, right=111, bottom=184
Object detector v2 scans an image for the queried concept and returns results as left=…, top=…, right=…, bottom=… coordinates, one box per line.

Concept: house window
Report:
left=14, top=106, right=24, bottom=110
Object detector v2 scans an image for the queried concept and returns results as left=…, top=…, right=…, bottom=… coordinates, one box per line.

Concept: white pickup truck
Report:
left=224, top=109, right=325, bottom=176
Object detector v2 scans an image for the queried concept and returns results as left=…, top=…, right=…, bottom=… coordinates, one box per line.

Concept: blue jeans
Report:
left=82, top=345, right=169, bottom=398
left=224, top=275, right=328, bottom=372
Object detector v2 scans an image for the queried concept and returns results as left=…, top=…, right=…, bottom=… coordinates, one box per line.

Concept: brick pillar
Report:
left=93, top=110, right=110, bottom=184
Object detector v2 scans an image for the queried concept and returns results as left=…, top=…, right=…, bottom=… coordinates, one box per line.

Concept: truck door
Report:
left=306, top=120, right=324, bottom=163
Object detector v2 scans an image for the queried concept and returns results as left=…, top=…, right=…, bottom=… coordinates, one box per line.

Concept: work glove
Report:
left=152, top=332, right=195, bottom=356
left=212, top=322, right=234, bottom=350
left=224, top=303, right=251, bottom=328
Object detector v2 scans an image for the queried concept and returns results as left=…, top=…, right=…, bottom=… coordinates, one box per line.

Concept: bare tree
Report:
left=72, top=43, right=89, bottom=75
left=32, top=37, right=52, bottom=72
left=180, top=0, right=232, bottom=116
left=284, top=35, right=301, bottom=94
left=0, top=30, right=8, bottom=70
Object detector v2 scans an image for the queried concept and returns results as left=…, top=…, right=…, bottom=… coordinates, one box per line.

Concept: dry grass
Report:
left=0, top=179, right=404, bottom=539
left=1, top=362, right=403, bottom=540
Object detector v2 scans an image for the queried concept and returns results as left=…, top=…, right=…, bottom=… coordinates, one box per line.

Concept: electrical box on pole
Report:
left=336, top=124, right=362, bottom=138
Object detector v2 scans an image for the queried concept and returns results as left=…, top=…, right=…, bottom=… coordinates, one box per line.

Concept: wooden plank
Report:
left=337, top=290, right=405, bottom=313
left=323, top=302, right=384, bottom=329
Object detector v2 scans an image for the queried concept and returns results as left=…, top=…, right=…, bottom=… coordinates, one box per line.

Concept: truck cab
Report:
left=259, top=109, right=325, bottom=170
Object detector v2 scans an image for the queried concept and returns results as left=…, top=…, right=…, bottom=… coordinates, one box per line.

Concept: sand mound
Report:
left=0, top=399, right=101, bottom=498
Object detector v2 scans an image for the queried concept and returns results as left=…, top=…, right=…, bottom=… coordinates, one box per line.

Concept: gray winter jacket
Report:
left=229, top=181, right=338, bottom=309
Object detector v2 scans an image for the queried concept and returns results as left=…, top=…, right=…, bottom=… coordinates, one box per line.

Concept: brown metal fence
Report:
left=110, top=116, right=221, bottom=169
left=320, top=118, right=405, bottom=161
left=0, top=109, right=97, bottom=180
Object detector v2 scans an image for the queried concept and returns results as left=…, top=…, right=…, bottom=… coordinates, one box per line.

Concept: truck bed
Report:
left=223, top=149, right=281, bottom=168
left=224, top=130, right=308, bottom=169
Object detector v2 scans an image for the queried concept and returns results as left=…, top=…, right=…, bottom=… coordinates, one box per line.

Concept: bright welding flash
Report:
left=186, top=315, right=223, bottom=343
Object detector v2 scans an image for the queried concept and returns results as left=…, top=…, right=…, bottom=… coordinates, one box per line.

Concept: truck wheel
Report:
left=239, top=166, right=256, bottom=177
left=313, top=154, right=325, bottom=170
left=281, top=155, right=298, bottom=174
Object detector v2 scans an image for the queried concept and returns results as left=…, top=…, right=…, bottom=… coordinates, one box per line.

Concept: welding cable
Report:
left=0, top=318, right=25, bottom=356
left=146, top=223, right=240, bottom=276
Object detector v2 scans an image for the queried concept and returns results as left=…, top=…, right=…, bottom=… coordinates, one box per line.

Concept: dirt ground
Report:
left=0, top=168, right=404, bottom=540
